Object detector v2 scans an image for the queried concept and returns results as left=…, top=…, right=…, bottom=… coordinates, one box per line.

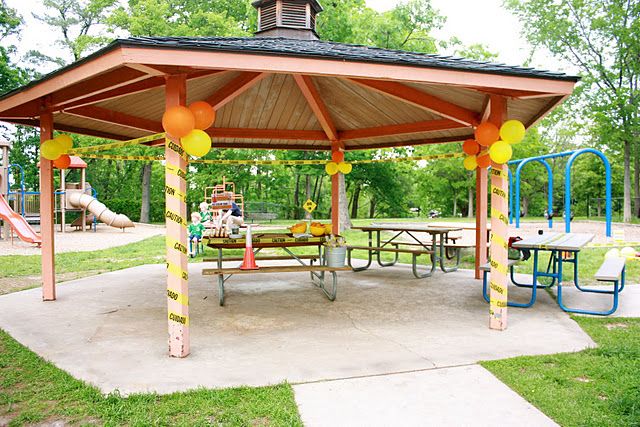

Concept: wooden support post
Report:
left=475, top=168, right=488, bottom=279
left=40, top=108, right=56, bottom=301
left=488, top=95, right=508, bottom=330
left=165, top=75, right=190, bottom=357
left=60, top=169, right=66, bottom=233
left=81, top=168, right=86, bottom=232
left=331, top=140, right=343, bottom=235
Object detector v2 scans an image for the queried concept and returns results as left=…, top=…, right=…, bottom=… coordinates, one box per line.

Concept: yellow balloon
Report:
left=41, top=139, right=62, bottom=160
left=605, top=248, right=620, bottom=259
left=325, top=162, right=339, bottom=175
left=463, top=155, right=477, bottom=171
left=489, top=140, right=513, bottom=164
left=621, top=246, right=636, bottom=259
left=338, top=162, right=352, bottom=174
left=54, top=134, right=73, bottom=152
left=181, top=129, right=211, bottom=157
left=500, top=120, right=526, bottom=144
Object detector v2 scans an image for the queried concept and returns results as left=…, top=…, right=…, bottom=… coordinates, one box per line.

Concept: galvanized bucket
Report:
left=326, top=246, right=347, bottom=267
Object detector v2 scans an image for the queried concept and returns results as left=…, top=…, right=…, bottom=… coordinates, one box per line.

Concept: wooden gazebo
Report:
left=0, top=0, right=577, bottom=357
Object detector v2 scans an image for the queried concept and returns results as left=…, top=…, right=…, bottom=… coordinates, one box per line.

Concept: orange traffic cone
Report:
left=240, top=225, right=259, bottom=270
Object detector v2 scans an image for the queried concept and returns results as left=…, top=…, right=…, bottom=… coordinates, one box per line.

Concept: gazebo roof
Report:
left=0, top=36, right=578, bottom=151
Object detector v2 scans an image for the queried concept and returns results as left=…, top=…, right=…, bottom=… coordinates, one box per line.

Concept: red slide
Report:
left=0, top=194, right=41, bottom=245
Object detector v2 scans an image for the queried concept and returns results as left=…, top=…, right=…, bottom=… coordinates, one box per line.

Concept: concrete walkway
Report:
left=294, top=365, right=557, bottom=426
left=0, top=262, right=593, bottom=395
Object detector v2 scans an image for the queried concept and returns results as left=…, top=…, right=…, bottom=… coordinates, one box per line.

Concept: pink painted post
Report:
left=331, top=140, right=343, bottom=235
left=165, top=75, right=190, bottom=357
left=488, top=95, right=508, bottom=330
left=40, top=109, right=56, bottom=301
left=475, top=168, right=488, bottom=279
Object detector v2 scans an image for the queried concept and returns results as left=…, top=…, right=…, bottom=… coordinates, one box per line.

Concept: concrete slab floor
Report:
left=0, top=262, right=594, bottom=395
left=550, top=284, right=640, bottom=317
left=294, top=364, right=557, bottom=427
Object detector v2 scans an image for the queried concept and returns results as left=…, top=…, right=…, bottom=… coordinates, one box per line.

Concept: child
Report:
left=199, top=201, right=213, bottom=227
left=216, top=201, right=244, bottom=234
left=188, top=212, right=205, bottom=257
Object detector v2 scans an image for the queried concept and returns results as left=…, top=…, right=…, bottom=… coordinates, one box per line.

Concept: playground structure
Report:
left=203, top=176, right=244, bottom=228
left=509, top=148, right=612, bottom=237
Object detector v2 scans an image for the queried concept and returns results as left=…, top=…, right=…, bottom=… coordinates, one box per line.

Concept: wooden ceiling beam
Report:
left=339, top=119, right=468, bottom=141
left=344, top=134, right=474, bottom=151
left=65, top=105, right=163, bottom=133
left=206, top=71, right=268, bottom=110
left=6, top=118, right=132, bottom=141
left=209, top=127, right=328, bottom=141
left=293, top=74, right=339, bottom=141
left=349, top=78, right=481, bottom=127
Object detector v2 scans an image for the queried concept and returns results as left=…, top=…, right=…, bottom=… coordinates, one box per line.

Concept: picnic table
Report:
left=500, top=232, right=620, bottom=313
left=348, top=224, right=467, bottom=278
left=202, top=233, right=349, bottom=305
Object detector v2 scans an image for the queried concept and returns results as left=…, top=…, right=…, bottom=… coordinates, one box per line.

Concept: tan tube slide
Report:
left=67, top=192, right=135, bottom=229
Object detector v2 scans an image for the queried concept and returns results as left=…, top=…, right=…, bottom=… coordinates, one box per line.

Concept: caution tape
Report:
left=190, top=158, right=326, bottom=166
left=490, top=207, right=508, bottom=225
left=490, top=298, right=507, bottom=308
left=166, top=139, right=188, bottom=161
left=489, top=280, right=506, bottom=295
left=489, top=258, right=508, bottom=275
left=490, top=168, right=509, bottom=180
left=167, top=289, right=189, bottom=307
left=165, top=209, right=187, bottom=228
left=166, top=261, right=189, bottom=281
left=69, top=133, right=166, bottom=154
left=168, top=310, right=189, bottom=326
left=166, top=236, right=187, bottom=255
left=166, top=163, right=187, bottom=179
left=165, top=184, right=187, bottom=203
left=587, top=242, right=640, bottom=248
left=80, top=153, right=164, bottom=161
left=350, top=152, right=464, bottom=164
left=491, top=185, right=507, bottom=200
left=491, top=233, right=508, bottom=250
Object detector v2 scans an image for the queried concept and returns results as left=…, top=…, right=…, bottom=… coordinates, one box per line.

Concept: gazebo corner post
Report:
left=488, top=95, right=508, bottom=330
left=475, top=168, right=488, bottom=279
left=331, top=140, right=344, bottom=235
left=39, top=104, right=56, bottom=301
left=164, top=74, right=190, bottom=358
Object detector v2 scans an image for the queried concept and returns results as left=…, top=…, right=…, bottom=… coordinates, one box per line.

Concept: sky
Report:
left=5, top=0, right=573, bottom=75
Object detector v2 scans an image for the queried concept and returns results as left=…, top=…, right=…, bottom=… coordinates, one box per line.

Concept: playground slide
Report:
left=0, top=194, right=42, bottom=245
left=67, top=193, right=134, bottom=229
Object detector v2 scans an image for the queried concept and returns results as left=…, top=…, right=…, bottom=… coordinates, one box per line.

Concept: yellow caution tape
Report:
left=165, top=209, right=187, bottom=228
left=491, top=233, right=508, bottom=250
left=167, top=289, right=189, bottom=307
left=168, top=310, right=189, bottom=326
left=166, top=236, right=188, bottom=255
left=350, top=152, right=464, bottom=164
left=489, top=259, right=508, bottom=275
left=490, top=168, right=509, bottom=180
left=490, top=207, right=509, bottom=225
left=166, top=163, right=187, bottom=179
left=587, top=242, right=640, bottom=248
left=166, top=261, right=189, bottom=281
left=166, top=139, right=188, bottom=161
left=80, top=153, right=164, bottom=161
left=165, top=184, right=187, bottom=203
left=491, top=185, right=507, bottom=200
left=69, top=133, right=166, bottom=154
left=490, top=298, right=507, bottom=308
left=489, top=280, right=506, bottom=295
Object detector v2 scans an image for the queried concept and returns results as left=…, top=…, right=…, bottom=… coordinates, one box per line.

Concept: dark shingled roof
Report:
left=118, top=36, right=579, bottom=82
left=0, top=36, right=578, bottom=100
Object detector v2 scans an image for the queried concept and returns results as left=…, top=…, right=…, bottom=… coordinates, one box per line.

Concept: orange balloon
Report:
left=477, top=152, right=491, bottom=168
left=188, top=101, right=216, bottom=130
left=162, top=106, right=195, bottom=138
left=53, top=154, right=71, bottom=169
left=332, top=151, right=344, bottom=163
left=475, top=122, right=500, bottom=147
left=462, top=139, right=480, bottom=155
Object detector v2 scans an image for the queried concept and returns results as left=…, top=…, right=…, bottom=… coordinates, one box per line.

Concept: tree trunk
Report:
left=139, top=162, right=152, bottom=223
left=467, top=186, right=474, bottom=218
left=351, top=184, right=361, bottom=219
left=522, top=197, right=529, bottom=217
left=369, top=197, right=377, bottom=218
left=624, top=140, right=632, bottom=222
left=338, top=173, right=351, bottom=231
left=316, top=176, right=324, bottom=214
left=634, top=141, right=639, bottom=217
left=294, top=174, right=301, bottom=218
left=452, top=195, right=457, bottom=217
left=305, top=175, right=312, bottom=219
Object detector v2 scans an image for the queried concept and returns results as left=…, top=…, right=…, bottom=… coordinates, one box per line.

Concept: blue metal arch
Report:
left=513, top=158, right=554, bottom=229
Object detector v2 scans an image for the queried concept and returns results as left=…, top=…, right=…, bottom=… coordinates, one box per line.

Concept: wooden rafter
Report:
left=206, top=72, right=268, bottom=110
left=293, top=74, right=338, bottom=141
left=7, top=118, right=131, bottom=140
left=349, top=78, right=481, bottom=126
left=344, top=133, right=474, bottom=151
left=468, top=86, right=557, bottom=99
left=65, top=105, right=163, bottom=133
left=339, top=119, right=468, bottom=141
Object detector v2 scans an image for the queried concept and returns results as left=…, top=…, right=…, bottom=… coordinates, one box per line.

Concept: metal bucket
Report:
left=326, top=246, right=347, bottom=268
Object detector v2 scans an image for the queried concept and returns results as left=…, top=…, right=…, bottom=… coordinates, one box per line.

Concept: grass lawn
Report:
left=0, top=331, right=301, bottom=426
left=482, top=317, right=640, bottom=427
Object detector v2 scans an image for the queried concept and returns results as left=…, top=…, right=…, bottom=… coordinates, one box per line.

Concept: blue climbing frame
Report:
left=509, top=148, right=612, bottom=237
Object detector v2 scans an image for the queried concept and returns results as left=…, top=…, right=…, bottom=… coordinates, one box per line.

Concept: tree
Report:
left=505, top=0, right=640, bottom=222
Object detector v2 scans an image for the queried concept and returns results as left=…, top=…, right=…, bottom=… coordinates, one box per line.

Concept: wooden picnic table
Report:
left=349, top=224, right=464, bottom=278
left=202, top=233, right=349, bottom=305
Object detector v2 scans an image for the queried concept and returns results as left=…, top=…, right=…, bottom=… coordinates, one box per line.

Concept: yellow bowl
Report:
left=310, top=225, right=326, bottom=237
left=289, top=223, right=307, bottom=234
left=324, top=224, right=333, bottom=234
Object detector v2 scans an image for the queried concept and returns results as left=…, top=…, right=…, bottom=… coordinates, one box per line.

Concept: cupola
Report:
left=252, top=0, right=323, bottom=40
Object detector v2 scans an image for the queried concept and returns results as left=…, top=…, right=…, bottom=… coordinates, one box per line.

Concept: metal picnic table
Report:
left=348, top=224, right=464, bottom=278
left=506, top=232, right=596, bottom=309
left=202, top=232, right=349, bottom=305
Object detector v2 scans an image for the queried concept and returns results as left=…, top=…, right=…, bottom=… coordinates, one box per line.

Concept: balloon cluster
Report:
left=41, top=134, right=74, bottom=169
left=162, top=101, right=216, bottom=157
left=606, top=247, right=638, bottom=260
left=325, top=151, right=352, bottom=175
left=462, top=120, right=526, bottom=171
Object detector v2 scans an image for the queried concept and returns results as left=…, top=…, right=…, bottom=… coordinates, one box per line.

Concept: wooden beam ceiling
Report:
left=339, top=119, right=468, bottom=141
left=293, top=74, right=339, bottom=141
left=206, top=72, right=269, bottom=110
left=65, top=106, right=163, bottom=133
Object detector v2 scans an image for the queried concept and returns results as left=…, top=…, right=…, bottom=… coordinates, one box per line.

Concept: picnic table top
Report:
left=511, top=232, right=595, bottom=251
left=203, top=232, right=326, bottom=249
left=351, top=224, right=463, bottom=233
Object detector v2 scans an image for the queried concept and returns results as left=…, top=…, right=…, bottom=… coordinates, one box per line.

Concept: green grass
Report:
left=0, top=330, right=301, bottom=426
left=482, top=317, right=640, bottom=427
